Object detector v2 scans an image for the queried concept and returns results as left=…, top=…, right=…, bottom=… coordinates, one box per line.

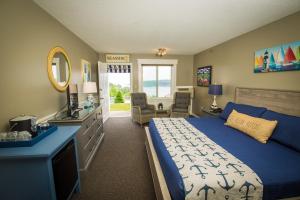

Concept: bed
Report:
left=145, top=87, right=300, bottom=200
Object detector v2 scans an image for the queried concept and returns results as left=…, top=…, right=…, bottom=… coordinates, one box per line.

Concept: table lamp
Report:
left=82, top=82, right=97, bottom=108
left=208, top=84, right=222, bottom=110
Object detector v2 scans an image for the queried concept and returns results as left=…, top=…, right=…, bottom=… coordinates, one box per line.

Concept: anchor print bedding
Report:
left=153, top=118, right=263, bottom=200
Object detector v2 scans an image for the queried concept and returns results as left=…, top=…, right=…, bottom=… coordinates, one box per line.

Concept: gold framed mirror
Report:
left=47, top=46, right=71, bottom=92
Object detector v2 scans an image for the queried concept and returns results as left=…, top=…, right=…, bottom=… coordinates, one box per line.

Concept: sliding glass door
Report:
left=158, top=66, right=171, bottom=97
left=142, top=65, right=172, bottom=98
left=142, top=66, right=156, bottom=97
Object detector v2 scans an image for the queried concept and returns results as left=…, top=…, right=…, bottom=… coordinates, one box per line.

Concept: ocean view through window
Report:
left=142, top=65, right=172, bottom=98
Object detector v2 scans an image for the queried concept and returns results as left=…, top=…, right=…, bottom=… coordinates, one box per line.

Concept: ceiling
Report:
left=34, top=0, right=300, bottom=55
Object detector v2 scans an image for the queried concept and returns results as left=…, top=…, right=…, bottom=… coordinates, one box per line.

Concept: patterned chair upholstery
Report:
left=131, top=93, right=155, bottom=125
left=170, top=92, right=191, bottom=118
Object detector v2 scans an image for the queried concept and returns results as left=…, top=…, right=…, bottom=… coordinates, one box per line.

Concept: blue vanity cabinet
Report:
left=0, top=125, right=81, bottom=200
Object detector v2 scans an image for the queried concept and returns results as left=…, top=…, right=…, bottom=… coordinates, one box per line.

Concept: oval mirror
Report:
left=47, top=47, right=71, bottom=92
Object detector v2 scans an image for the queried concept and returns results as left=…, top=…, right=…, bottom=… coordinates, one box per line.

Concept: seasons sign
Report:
left=105, top=54, right=130, bottom=63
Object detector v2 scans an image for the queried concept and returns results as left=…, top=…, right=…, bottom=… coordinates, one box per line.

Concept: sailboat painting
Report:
left=254, top=41, right=300, bottom=73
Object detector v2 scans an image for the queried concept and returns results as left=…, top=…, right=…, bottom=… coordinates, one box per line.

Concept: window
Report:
left=142, top=65, right=172, bottom=98
left=52, top=64, right=58, bottom=80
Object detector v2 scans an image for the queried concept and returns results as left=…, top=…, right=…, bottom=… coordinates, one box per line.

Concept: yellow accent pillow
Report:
left=225, top=110, right=277, bottom=143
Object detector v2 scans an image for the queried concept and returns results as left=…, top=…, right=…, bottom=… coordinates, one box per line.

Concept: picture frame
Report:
left=254, top=41, right=300, bottom=73
left=197, top=66, right=212, bottom=87
left=81, top=59, right=91, bottom=82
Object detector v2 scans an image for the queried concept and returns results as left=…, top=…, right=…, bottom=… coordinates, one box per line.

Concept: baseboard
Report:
left=191, top=112, right=200, bottom=117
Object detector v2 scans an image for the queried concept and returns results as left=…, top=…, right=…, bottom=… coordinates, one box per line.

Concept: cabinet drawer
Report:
left=79, top=134, right=96, bottom=164
left=78, top=145, right=89, bottom=167
left=77, top=130, right=92, bottom=149
left=94, top=119, right=103, bottom=130
left=76, top=113, right=96, bottom=136
left=82, top=132, right=101, bottom=165
left=84, top=113, right=96, bottom=130
left=95, top=123, right=103, bottom=136
left=78, top=122, right=98, bottom=148
left=96, top=108, right=102, bottom=120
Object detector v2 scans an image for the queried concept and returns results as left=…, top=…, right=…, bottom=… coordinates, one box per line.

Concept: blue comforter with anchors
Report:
left=148, top=117, right=300, bottom=200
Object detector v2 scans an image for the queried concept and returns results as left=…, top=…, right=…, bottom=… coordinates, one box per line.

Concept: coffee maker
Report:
left=9, top=115, right=37, bottom=136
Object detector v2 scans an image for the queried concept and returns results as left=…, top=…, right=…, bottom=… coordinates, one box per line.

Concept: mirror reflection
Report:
left=51, top=53, right=70, bottom=86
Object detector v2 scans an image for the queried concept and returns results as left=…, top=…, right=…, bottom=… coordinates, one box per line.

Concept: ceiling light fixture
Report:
left=156, top=48, right=167, bottom=57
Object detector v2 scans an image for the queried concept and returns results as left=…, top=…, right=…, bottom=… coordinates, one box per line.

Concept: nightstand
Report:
left=201, top=108, right=222, bottom=117
left=155, top=109, right=170, bottom=118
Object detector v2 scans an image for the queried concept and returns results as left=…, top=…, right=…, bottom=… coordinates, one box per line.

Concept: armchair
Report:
left=131, top=93, right=155, bottom=125
left=170, top=92, right=191, bottom=118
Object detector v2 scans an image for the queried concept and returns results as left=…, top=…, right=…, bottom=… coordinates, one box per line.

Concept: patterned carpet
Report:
left=73, top=117, right=156, bottom=200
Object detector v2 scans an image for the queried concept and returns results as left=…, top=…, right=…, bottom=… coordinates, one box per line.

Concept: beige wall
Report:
left=0, top=0, right=99, bottom=131
left=193, top=12, right=300, bottom=115
left=99, top=53, right=194, bottom=92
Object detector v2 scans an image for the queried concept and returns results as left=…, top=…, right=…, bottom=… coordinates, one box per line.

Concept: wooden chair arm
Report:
left=132, top=106, right=141, bottom=114
left=147, top=104, right=155, bottom=110
left=170, top=104, right=175, bottom=112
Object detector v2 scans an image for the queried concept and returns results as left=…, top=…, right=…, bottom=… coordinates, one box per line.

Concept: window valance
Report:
left=107, top=64, right=131, bottom=73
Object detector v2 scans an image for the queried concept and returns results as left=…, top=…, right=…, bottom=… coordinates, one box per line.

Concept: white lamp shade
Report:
left=82, top=82, right=97, bottom=94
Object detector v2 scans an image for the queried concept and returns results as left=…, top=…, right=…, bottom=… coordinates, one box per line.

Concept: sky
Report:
left=143, top=66, right=171, bottom=81
left=108, top=73, right=130, bottom=87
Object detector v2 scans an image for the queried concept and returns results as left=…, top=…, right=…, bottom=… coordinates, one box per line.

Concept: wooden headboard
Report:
left=235, top=87, right=300, bottom=117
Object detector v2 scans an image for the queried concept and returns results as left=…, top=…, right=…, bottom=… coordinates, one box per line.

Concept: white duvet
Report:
left=153, top=118, right=263, bottom=200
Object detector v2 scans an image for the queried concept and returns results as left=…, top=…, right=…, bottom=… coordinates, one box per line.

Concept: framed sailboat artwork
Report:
left=254, top=41, right=300, bottom=73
